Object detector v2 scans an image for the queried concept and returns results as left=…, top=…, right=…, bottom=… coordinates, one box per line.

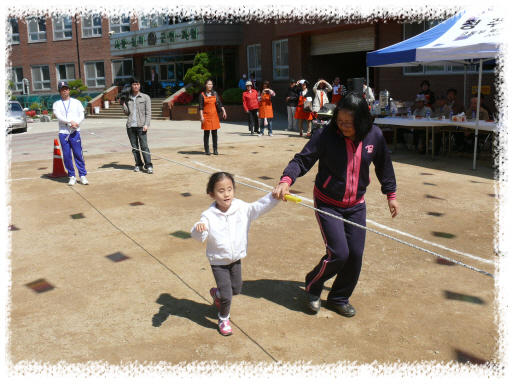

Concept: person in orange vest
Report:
left=294, top=80, right=314, bottom=137
left=242, top=81, right=260, bottom=135
left=257, top=80, right=276, bottom=137
left=199, top=79, right=227, bottom=155
left=331, top=77, right=347, bottom=105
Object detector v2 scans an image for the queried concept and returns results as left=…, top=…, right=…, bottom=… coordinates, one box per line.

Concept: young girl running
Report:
left=191, top=172, right=280, bottom=336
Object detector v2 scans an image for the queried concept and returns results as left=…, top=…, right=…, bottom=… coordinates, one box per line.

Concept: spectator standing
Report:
left=199, top=79, right=227, bottom=156
left=363, top=79, right=375, bottom=104
left=419, top=80, right=435, bottom=108
left=411, top=95, right=433, bottom=152
left=238, top=74, right=247, bottom=89
left=242, top=81, right=260, bottom=135
left=122, top=76, right=153, bottom=174
left=331, top=77, right=346, bottom=105
left=150, top=68, right=159, bottom=97
left=53, top=81, right=89, bottom=186
left=258, top=80, right=276, bottom=137
left=294, top=80, right=315, bottom=137
left=312, top=78, right=332, bottom=114
left=446, top=88, right=465, bottom=115
left=286, top=79, right=300, bottom=131
left=249, top=73, right=258, bottom=90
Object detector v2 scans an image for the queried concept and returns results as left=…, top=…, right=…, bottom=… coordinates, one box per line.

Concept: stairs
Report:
left=87, top=97, right=168, bottom=120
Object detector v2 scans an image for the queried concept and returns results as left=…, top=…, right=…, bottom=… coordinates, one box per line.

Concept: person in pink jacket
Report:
left=242, top=81, right=260, bottom=135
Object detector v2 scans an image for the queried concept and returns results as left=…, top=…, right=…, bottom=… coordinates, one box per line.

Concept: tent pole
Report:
left=464, top=65, right=467, bottom=107
left=366, top=66, right=370, bottom=102
left=473, top=59, right=483, bottom=171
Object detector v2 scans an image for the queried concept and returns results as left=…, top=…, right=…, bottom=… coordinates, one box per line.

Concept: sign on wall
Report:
left=472, top=85, right=490, bottom=94
left=114, top=27, right=199, bottom=50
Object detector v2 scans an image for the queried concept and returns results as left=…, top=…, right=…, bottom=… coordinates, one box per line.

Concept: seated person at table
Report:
left=455, top=97, right=490, bottom=154
left=466, top=97, right=489, bottom=121
left=411, top=95, right=433, bottom=153
left=419, top=80, right=435, bottom=109
left=433, top=95, right=452, bottom=119
left=474, top=92, right=492, bottom=118
left=446, top=88, right=465, bottom=115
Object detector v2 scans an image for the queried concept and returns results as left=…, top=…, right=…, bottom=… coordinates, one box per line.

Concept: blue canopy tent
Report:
left=366, top=8, right=502, bottom=170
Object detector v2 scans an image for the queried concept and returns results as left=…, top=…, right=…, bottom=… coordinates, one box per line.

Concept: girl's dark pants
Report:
left=211, top=260, right=243, bottom=318
left=203, top=129, right=218, bottom=152
left=306, top=198, right=367, bottom=307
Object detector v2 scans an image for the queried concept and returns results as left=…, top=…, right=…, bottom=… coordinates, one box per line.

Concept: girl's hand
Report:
left=272, top=182, right=290, bottom=201
left=388, top=200, right=399, bottom=218
left=201, top=116, right=205, bottom=123
left=195, top=223, right=207, bottom=232
left=222, top=110, right=227, bottom=119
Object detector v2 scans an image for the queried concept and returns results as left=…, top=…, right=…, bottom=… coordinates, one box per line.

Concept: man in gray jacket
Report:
left=123, top=77, right=153, bottom=173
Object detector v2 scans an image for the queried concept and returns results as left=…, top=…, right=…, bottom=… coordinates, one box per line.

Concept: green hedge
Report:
left=221, top=88, right=244, bottom=105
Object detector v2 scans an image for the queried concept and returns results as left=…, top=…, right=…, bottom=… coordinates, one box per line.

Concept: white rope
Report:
left=79, top=129, right=495, bottom=279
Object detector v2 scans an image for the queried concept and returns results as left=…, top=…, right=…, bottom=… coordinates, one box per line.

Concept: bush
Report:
left=221, top=88, right=244, bottom=105
left=25, top=111, right=36, bottom=117
left=30, top=102, right=42, bottom=111
left=173, top=92, right=193, bottom=105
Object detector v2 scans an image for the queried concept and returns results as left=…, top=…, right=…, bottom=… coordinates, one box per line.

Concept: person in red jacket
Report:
left=242, top=81, right=260, bottom=135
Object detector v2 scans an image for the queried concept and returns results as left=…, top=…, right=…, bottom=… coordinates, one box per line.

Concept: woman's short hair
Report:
left=328, top=92, right=373, bottom=142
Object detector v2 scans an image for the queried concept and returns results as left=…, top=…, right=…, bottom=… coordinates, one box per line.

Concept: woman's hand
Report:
left=195, top=223, right=207, bottom=232
left=201, top=116, right=205, bottom=123
left=388, top=200, right=399, bottom=218
left=272, top=182, right=290, bottom=201
left=222, top=109, right=227, bottom=120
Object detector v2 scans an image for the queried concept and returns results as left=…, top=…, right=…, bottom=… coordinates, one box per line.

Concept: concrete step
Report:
left=87, top=114, right=168, bottom=120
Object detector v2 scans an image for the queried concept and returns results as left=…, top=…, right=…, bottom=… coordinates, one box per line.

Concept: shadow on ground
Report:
left=240, top=279, right=331, bottom=314
left=99, top=162, right=135, bottom=170
left=153, top=293, right=218, bottom=330
left=177, top=150, right=207, bottom=155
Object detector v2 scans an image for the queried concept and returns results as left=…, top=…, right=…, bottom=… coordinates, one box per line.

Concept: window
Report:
left=56, top=63, right=75, bottom=84
left=139, top=14, right=169, bottom=30
left=403, top=20, right=495, bottom=75
left=31, top=65, right=51, bottom=90
left=272, top=40, right=289, bottom=80
left=159, top=64, right=176, bottom=81
left=84, top=61, right=105, bottom=87
left=247, top=44, right=261, bottom=81
left=8, top=18, right=19, bottom=44
left=53, top=15, right=72, bottom=40
left=11, top=67, right=23, bottom=91
left=27, top=16, right=47, bottom=42
left=82, top=14, right=102, bottom=37
left=110, top=14, right=131, bottom=35
left=112, top=59, right=133, bottom=84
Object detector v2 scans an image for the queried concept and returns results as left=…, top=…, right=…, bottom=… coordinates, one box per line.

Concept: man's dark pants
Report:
left=127, top=127, right=152, bottom=168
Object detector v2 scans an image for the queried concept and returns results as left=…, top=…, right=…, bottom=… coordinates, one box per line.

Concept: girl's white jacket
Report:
left=191, top=193, right=279, bottom=266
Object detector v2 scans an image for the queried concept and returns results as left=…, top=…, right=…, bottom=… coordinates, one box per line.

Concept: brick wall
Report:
left=8, top=14, right=133, bottom=95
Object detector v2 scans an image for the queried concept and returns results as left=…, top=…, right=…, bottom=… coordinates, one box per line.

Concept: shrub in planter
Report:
left=29, top=102, right=42, bottom=111
left=173, top=92, right=193, bottom=105
left=25, top=111, right=36, bottom=117
left=221, top=88, right=244, bottom=105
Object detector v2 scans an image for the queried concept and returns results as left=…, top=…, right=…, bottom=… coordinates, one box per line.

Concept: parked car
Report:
left=6, top=101, right=28, bottom=134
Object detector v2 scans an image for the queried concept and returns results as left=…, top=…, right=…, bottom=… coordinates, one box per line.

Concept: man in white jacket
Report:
left=52, top=81, right=88, bottom=186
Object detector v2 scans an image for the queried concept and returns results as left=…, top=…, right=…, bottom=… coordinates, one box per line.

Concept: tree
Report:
left=183, top=52, right=223, bottom=94
left=68, top=79, right=92, bottom=103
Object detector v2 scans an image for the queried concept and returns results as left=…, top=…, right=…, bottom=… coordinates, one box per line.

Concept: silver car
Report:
left=6, top=100, right=28, bottom=134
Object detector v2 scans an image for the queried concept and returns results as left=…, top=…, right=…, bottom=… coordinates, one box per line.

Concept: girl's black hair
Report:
left=206, top=172, right=235, bottom=194
left=259, top=80, right=270, bottom=92
left=328, top=92, right=373, bottom=143
left=203, top=79, right=214, bottom=92
left=420, top=79, right=430, bottom=88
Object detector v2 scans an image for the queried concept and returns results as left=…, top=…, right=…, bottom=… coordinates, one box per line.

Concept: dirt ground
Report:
left=6, top=135, right=499, bottom=369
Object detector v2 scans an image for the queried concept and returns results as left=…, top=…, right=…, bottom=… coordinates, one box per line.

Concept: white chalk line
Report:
left=192, top=160, right=495, bottom=267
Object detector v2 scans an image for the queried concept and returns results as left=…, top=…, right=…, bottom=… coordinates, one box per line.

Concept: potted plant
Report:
left=29, top=102, right=42, bottom=115
left=102, top=92, right=110, bottom=109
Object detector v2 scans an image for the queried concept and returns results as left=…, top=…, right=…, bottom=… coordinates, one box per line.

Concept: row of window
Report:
left=8, top=14, right=194, bottom=44
left=247, top=40, right=289, bottom=82
left=10, top=59, right=133, bottom=91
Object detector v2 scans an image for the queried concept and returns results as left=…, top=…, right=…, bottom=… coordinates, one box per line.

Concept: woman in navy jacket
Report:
left=272, top=92, right=399, bottom=317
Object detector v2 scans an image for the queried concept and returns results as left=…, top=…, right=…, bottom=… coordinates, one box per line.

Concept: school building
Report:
left=7, top=13, right=497, bottom=115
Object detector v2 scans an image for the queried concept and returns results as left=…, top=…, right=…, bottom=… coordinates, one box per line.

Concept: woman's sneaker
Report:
left=218, top=319, right=233, bottom=336
left=209, top=288, right=220, bottom=309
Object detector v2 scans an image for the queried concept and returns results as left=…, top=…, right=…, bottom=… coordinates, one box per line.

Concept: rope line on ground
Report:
left=78, top=129, right=495, bottom=278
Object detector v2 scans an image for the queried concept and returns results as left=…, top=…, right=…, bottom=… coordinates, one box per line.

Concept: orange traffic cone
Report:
left=47, top=139, right=68, bottom=178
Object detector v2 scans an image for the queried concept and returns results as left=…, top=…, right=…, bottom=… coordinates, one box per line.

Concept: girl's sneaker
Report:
left=218, top=319, right=233, bottom=336
left=209, top=288, right=220, bottom=309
